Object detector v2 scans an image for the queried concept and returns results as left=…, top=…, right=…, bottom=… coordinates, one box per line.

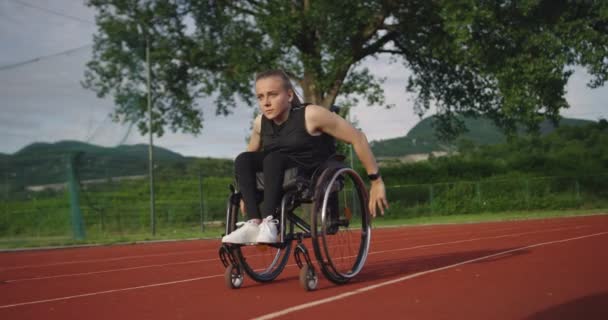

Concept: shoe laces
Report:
left=260, top=216, right=279, bottom=231
left=235, top=219, right=261, bottom=228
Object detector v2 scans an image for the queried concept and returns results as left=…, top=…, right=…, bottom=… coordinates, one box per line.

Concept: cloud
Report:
left=0, top=0, right=96, bottom=65
left=564, top=68, right=608, bottom=120
left=0, top=40, right=255, bottom=157
left=350, top=56, right=430, bottom=141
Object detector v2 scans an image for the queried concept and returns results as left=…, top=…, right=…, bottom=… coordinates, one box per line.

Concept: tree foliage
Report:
left=378, top=120, right=608, bottom=187
left=83, top=0, right=199, bottom=136
left=404, top=0, right=608, bottom=139
left=84, top=0, right=608, bottom=139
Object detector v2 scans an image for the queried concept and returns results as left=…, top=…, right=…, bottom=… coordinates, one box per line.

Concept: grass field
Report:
left=1, top=208, right=605, bottom=250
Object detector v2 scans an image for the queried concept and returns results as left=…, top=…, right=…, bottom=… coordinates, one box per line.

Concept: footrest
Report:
left=219, top=244, right=238, bottom=268
left=294, top=243, right=318, bottom=291
left=294, top=243, right=313, bottom=269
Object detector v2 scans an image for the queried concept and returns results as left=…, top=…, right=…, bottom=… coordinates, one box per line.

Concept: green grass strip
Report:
left=1, top=208, right=606, bottom=250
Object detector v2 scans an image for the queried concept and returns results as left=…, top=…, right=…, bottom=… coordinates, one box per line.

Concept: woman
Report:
left=222, top=70, right=388, bottom=244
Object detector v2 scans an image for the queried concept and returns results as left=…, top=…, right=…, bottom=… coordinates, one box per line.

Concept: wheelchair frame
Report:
left=219, top=161, right=372, bottom=291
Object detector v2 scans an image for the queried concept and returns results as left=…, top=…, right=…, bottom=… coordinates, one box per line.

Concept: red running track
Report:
left=1, top=214, right=607, bottom=320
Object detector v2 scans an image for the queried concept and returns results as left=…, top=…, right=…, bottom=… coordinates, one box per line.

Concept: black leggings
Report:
left=234, top=151, right=300, bottom=220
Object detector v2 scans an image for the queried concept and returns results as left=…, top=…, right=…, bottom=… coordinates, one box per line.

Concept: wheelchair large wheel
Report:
left=225, top=192, right=292, bottom=283
left=311, top=167, right=371, bottom=284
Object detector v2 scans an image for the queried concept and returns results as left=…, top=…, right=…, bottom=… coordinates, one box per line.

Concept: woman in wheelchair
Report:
left=222, top=69, right=389, bottom=245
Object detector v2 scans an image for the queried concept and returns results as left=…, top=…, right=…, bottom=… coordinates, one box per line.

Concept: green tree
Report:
left=404, top=0, right=608, bottom=140
left=84, top=0, right=608, bottom=140
left=83, top=0, right=199, bottom=136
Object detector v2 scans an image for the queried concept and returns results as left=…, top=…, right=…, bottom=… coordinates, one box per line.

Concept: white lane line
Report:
left=4, top=258, right=219, bottom=283
left=369, top=225, right=588, bottom=256
left=0, top=274, right=223, bottom=309
left=252, top=231, right=608, bottom=320
left=0, top=249, right=209, bottom=271
left=1, top=220, right=579, bottom=271
left=372, top=225, right=589, bottom=245
left=2, top=225, right=587, bottom=283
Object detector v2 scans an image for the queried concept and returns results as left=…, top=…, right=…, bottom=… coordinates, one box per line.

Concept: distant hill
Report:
left=371, top=115, right=595, bottom=158
left=2, top=141, right=186, bottom=186
left=14, top=140, right=183, bottom=162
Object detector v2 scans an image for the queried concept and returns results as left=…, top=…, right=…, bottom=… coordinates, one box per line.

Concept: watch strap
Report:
left=367, top=172, right=381, bottom=181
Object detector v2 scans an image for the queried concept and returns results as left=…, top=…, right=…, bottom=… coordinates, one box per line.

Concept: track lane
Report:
left=0, top=214, right=585, bottom=270
left=0, top=215, right=605, bottom=319
left=0, top=220, right=591, bottom=303
left=272, top=231, right=608, bottom=320
left=0, top=215, right=591, bottom=278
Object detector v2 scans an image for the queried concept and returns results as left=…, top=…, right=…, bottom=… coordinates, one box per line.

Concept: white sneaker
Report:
left=222, top=220, right=260, bottom=244
left=256, top=216, right=279, bottom=243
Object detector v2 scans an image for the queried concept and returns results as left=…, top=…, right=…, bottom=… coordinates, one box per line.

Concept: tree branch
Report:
left=380, top=23, right=399, bottom=32
left=393, top=40, right=414, bottom=60
left=322, top=63, right=351, bottom=107
left=356, top=30, right=398, bottom=60
left=357, top=13, right=386, bottom=46
left=224, top=1, right=260, bottom=16
left=378, top=49, right=404, bottom=55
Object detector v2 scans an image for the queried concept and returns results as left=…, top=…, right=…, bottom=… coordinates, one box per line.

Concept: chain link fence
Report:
left=1, top=154, right=607, bottom=245
left=384, top=174, right=608, bottom=219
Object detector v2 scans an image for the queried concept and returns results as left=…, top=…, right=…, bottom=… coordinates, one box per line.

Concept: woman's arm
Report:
left=239, top=115, right=263, bottom=216
left=305, top=105, right=389, bottom=217
left=247, top=115, right=263, bottom=152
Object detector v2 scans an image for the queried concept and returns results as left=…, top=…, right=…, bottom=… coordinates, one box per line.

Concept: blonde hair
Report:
left=255, top=70, right=302, bottom=107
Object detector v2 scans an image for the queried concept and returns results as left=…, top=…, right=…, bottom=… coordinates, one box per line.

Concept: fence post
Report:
left=199, top=166, right=205, bottom=232
left=575, top=180, right=581, bottom=201
left=429, top=184, right=434, bottom=213
left=67, top=154, right=86, bottom=240
left=4, top=171, right=8, bottom=200
left=100, top=208, right=105, bottom=233
left=117, top=208, right=123, bottom=235
left=33, top=197, right=41, bottom=238
left=524, top=179, right=530, bottom=208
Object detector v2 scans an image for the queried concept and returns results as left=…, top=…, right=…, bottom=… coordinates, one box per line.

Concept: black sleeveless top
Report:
left=261, top=104, right=335, bottom=170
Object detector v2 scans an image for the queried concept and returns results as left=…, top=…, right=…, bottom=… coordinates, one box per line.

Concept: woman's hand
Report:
left=369, top=179, right=389, bottom=218
left=305, top=105, right=388, bottom=217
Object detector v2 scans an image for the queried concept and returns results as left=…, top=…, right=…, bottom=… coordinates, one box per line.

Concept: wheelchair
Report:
left=218, top=156, right=372, bottom=291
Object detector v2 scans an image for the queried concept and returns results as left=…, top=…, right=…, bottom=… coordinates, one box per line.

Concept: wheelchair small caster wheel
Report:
left=299, top=264, right=318, bottom=291
left=225, top=265, right=243, bottom=289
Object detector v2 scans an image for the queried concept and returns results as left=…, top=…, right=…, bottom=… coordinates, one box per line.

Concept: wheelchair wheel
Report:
left=299, top=264, right=318, bottom=291
left=224, top=264, right=243, bottom=289
left=225, top=192, right=292, bottom=283
left=311, top=167, right=371, bottom=284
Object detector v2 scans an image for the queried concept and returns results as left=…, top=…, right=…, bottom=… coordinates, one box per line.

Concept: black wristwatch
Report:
left=367, top=171, right=381, bottom=181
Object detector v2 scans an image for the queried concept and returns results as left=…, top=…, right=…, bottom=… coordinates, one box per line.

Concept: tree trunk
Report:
left=302, top=70, right=326, bottom=107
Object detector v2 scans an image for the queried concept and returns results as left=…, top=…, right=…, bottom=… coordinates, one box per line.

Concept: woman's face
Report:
left=255, top=76, right=293, bottom=121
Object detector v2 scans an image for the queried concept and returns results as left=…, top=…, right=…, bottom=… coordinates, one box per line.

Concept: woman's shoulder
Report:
left=301, top=103, right=323, bottom=112
left=303, top=104, right=332, bottom=119
left=253, top=114, right=263, bottom=132
left=303, top=104, right=336, bottom=135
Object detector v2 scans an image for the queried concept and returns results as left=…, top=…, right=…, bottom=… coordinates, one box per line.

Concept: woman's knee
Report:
left=235, top=151, right=257, bottom=170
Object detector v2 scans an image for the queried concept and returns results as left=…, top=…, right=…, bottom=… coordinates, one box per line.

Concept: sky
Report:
left=1, top=0, right=607, bottom=159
